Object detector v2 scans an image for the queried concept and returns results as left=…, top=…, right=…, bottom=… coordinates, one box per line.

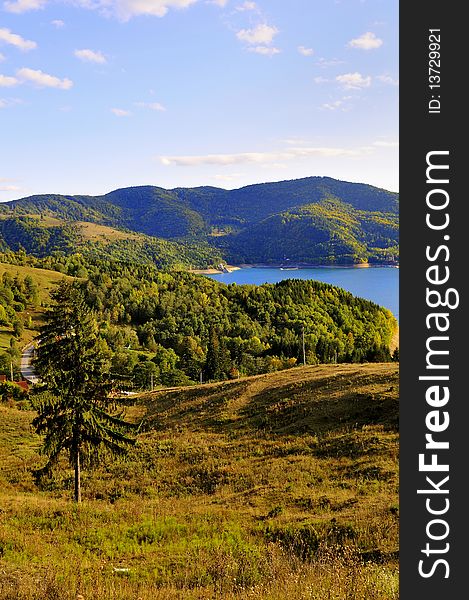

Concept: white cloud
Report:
left=0, top=184, right=20, bottom=191
left=0, top=28, right=37, bottom=51
left=211, top=173, right=245, bottom=183
left=3, top=0, right=46, bottom=13
left=75, top=49, right=107, bottom=64
left=315, top=57, right=345, bottom=68
left=313, top=76, right=329, bottom=84
left=236, top=24, right=278, bottom=45
left=111, top=107, right=131, bottom=116
left=298, top=45, right=314, bottom=56
left=0, top=178, right=21, bottom=192
left=321, top=96, right=352, bottom=111
left=0, top=53, right=5, bottom=63
left=51, top=19, right=65, bottom=28
left=376, top=74, right=399, bottom=86
left=112, top=0, right=198, bottom=21
left=348, top=32, right=383, bottom=50
left=0, top=97, right=22, bottom=107
left=373, top=140, right=399, bottom=148
left=17, top=67, right=73, bottom=89
left=248, top=46, right=280, bottom=56
left=0, top=74, right=19, bottom=87
left=322, top=101, right=343, bottom=111
left=282, top=137, right=310, bottom=146
left=235, top=1, right=257, bottom=10
left=336, top=72, right=371, bottom=89
left=2, top=0, right=216, bottom=20
left=159, top=145, right=371, bottom=167
left=136, top=101, right=166, bottom=111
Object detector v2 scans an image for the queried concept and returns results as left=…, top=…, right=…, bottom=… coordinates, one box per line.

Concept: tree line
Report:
left=0, top=250, right=397, bottom=390
left=0, top=248, right=398, bottom=503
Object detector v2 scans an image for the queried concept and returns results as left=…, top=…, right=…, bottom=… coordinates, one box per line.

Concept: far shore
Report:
left=237, top=263, right=375, bottom=269
left=190, top=262, right=399, bottom=275
left=222, top=262, right=397, bottom=270
left=190, top=265, right=241, bottom=275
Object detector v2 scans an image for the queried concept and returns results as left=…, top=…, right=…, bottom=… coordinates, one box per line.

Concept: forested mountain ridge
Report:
left=0, top=177, right=399, bottom=266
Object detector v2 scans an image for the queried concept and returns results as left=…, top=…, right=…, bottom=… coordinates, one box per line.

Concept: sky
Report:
left=0, top=0, right=398, bottom=201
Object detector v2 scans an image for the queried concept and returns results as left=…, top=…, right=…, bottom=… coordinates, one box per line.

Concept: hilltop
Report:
left=0, top=363, right=399, bottom=599
left=0, top=177, right=399, bottom=267
left=141, top=362, right=398, bottom=436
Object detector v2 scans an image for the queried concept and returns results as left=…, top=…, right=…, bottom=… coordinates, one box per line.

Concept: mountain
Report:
left=0, top=177, right=399, bottom=266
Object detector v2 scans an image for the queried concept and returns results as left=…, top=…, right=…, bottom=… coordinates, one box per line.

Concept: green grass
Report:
left=76, top=221, right=143, bottom=243
left=0, top=262, right=71, bottom=305
left=0, top=363, right=399, bottom=599
left=0, top=262, right=72, bottom=352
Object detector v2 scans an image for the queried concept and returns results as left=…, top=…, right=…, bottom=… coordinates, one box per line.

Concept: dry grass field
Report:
left=0, top=363, right=399, bottom=599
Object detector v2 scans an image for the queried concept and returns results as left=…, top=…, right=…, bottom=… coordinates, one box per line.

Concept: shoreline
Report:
left=190, top=265, right=241, bottom=275
left=191, top=262, right=398, bottom=275
left=191, top=263, right=399, bottom=274
left=234, top=262, right=398, bottom=270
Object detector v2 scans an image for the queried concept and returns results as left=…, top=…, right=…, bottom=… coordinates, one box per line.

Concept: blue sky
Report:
left=0, top=0, right=398, bottom=201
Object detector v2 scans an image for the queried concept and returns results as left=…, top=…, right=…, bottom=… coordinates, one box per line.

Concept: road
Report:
left=20, top=343, right=40, bottom=385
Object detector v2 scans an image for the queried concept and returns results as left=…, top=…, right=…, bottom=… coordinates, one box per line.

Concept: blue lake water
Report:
left=205, top=266, right=399, bottom=321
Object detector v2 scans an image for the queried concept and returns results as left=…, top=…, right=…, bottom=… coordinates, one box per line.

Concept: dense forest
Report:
left=0, top=250, right=397, bottom=391
left=0, top=177, right=399, bottom=266
left=219, top=198, right=398, bottom=264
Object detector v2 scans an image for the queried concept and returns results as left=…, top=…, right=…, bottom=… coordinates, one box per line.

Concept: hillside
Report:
left=0, top=363, right=399, bottom=599
left=0, top=177, right=399, bottom=266
left=0, top=262, right=73, bottom=372
left=0, top=252, right=397, bottom=391
left=219, top=198, right=398, bottom=264
left=0, top=215, right=221, bottom=269
left=141, top=362, right=398, bottom=436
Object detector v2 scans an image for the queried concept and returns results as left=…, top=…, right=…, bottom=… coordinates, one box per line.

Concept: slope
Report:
left=0, top=261, right=73, bottom=354
left=0, top=215, right=221, bottom=268
left=219, top=198, right=399, bottom=264
left=0, top=363, right=399, bottom=599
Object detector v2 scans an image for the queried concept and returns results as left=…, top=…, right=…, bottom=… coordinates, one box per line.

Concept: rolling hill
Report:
left=0, top=363, right=399, bottom=599
left=0, top=215, right=222, bottom=269
left=0, top=177, right=399, bottom=267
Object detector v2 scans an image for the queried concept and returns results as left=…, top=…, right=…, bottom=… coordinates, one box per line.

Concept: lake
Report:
left=205, top=266, right=399, bottom=321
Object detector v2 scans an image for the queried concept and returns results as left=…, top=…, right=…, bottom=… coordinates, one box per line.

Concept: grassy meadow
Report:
left=0, top=363, right=399, bottom=599
left=0, top=262, right=71, bottom=352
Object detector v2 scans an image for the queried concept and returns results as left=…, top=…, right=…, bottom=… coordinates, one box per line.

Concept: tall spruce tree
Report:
left=32, top=280, right=136, bottom=502
left=205, top=329, right=231, bottom=381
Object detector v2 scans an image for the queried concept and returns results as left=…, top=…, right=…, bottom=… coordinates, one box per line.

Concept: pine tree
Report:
left=32, top=280, right=136, bottom=502
left=205, top=329, right=231, bottom=381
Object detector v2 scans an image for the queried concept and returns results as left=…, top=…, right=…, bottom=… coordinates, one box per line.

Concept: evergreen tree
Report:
left=32, top=280, right=136, bottom=502
left=205, top=329, right=231, bottom=381
left=13, top=317, right=24, bottom=338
